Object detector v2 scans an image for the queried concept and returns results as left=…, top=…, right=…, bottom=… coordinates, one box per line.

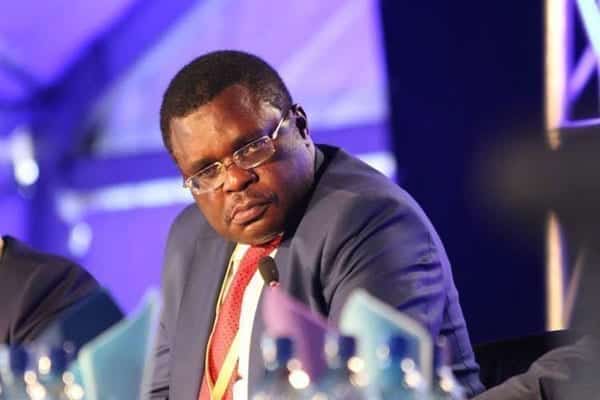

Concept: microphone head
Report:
left=258, top=256, right=279, bottom=286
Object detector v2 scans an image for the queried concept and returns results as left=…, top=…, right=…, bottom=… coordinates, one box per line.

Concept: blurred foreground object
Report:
left=340, top=290, right=433, bottom=387
left=474, top=125, right=600, bottom=398
left=262, top=286, right=331, bottom=380
left=250, top=336, right=312, bottom=400
left=261, top=288, right=469, bottom=399
left=0, top=344, right=85, bottom=399
left=34, top=289, right=124, bottom=356
left=70, top=289, right=160, bottom=400
left=481, top=126, right=600, bottom=234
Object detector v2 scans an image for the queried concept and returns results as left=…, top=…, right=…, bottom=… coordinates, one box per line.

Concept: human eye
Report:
left=198, top=163, right=221, bottom=179
left=237, top=137, right=268, bottom=158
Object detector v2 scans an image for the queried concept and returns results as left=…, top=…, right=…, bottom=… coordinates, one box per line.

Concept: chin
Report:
left=237, top=222, right=282, bottom=245
left=240, top=231, right=279, bottom=246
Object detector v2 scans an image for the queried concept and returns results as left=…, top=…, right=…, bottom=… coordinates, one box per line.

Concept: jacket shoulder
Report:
left=0, top=237, right=99, bottom=343
left=312, top=146, right=428, bottom=222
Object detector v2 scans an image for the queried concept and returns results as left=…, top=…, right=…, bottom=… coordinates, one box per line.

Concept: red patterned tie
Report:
left=198, top=236, right=282, bottom=400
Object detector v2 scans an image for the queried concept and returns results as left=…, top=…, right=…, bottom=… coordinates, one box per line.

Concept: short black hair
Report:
left=159, top=50, right=292, bottom=155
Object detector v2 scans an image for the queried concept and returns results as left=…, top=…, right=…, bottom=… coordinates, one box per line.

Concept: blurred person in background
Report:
left=0, top=235, right=99, bottom=344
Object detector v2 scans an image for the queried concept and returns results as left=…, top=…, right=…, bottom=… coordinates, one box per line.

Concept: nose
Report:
left=222, top=160, right=257, bottom=192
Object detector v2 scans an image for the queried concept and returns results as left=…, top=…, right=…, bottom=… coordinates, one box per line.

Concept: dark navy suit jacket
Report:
left=149, top=145, right=484, bottom=399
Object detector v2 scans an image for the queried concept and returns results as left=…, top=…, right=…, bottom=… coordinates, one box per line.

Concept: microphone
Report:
left=258, top=256, right=279, bottom=287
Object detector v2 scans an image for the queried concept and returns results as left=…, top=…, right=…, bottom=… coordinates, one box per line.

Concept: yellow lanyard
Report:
left=210, top=332, right=240, bottom=399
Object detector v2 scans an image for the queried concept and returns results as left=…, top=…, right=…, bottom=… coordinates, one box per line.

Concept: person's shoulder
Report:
left=314, top=145, right=422, bottom=213
left=1, top=236, right=96, bottom=283
left=163, top=203, right=219, bottom=270
left=305, top=146, right=441, bottom=245
left=0, top=236, right=100, bottom=343
left=171, top=203, right=204, bottom=226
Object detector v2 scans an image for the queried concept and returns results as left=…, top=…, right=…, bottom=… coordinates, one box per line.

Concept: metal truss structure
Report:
left=545, top=0, right=600, bottom=329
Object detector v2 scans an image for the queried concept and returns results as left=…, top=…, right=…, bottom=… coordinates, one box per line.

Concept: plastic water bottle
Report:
left=0, top=346, right=31, bottom=400
left=375, top=336, right=428, bottom=400
left=429, top=339, right=465, bottom=400
left=34, top=345, right=85, bottom=400
left=314, top=334, right=369, bottom=400
left=34, top=346, right=69, bottom=400
left=35, top=346, right=65, bottom=399
left=251, top=336, right=312, bottom=400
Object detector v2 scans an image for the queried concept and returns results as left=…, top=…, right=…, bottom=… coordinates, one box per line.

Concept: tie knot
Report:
left=253, top=235, right=282, bottom=252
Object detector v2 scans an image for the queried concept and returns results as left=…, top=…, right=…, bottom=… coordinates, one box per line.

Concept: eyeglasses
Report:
left=183, top=109, right=290, bottom=195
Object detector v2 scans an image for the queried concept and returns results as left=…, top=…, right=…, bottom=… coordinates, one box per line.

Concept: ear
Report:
left=292, top=104, right=309, bottom=138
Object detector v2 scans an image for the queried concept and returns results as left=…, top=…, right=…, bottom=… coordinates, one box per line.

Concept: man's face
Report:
left=169, top=84, right=315, bottom=245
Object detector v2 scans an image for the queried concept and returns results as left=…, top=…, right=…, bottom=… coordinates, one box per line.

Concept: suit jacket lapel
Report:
left=171, top=237, right=235, bottom=400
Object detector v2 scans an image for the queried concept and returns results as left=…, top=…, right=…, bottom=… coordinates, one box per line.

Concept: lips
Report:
left=230, top=201, right=270, bottom=225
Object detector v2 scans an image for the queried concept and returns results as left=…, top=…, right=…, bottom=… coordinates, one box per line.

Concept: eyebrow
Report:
left=187, top=126, right=269, bottom=174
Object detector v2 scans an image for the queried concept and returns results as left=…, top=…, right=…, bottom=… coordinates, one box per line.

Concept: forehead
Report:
left=169, top=85, right=279, bottom=168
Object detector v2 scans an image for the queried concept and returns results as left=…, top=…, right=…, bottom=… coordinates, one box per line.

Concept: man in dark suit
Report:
left=0, top=235, right=99, bottom=344
left=150, top=50, right=483, bottom=399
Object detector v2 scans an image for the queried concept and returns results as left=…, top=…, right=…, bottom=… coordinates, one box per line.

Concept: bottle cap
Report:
left=49, top=347, right=68, bottom=374
left=387, top=336, right=408, bottom=362
left=262, top=336, right=294, bottom=365
left=9, top=347, right=29, bottom=374
left=325, top=334, right=356, bottom=363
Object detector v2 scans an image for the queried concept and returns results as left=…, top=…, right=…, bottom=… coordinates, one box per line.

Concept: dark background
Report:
left=380, top=1, right=546, bottom=343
